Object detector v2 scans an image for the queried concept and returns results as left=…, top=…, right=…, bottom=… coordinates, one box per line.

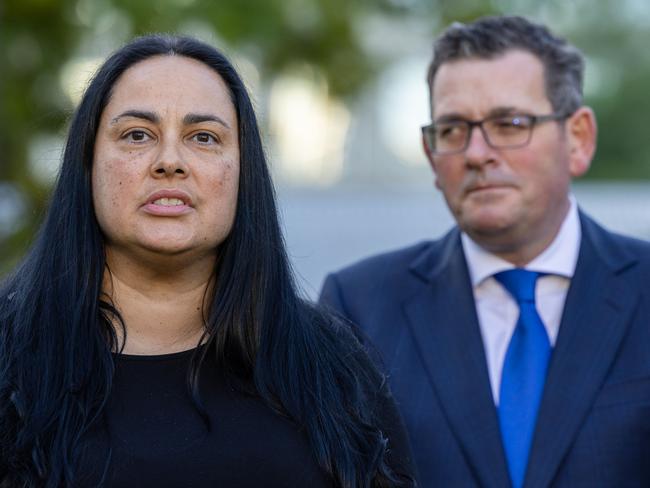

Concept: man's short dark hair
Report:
left=427, top=15, right=585, bottom=115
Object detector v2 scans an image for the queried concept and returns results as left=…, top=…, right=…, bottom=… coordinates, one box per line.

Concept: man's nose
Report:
left=464, top=125, right=496, bottom=167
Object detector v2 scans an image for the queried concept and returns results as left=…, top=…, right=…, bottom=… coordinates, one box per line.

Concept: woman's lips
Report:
left=142, top=189, right=193, bottom=216
left=143, top=201, right=192, bottom=216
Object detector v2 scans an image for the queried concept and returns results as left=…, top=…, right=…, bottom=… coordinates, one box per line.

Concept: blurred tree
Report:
left=1, top=0, right=405, bottom=271
left=2, top=0, right=650, bottom=273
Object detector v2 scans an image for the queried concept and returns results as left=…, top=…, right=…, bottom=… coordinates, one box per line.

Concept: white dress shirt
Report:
left=460, top=197, right=581, bottom=405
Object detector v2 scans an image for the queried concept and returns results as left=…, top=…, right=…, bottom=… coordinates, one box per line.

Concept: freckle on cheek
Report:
left=223, top=160, right=237, bottom=180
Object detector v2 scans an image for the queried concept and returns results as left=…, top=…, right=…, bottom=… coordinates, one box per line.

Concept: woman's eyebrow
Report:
left=110, top=110, right=159, bottom=125
left=109, top=110, right=230, bottom=129
left=183, top=112, right=230, bottom=129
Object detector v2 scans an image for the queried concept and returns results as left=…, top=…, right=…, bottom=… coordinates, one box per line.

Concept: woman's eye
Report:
left=124, top=130, right=151, bottom=142
left=192, top=132, right=218, bottom=144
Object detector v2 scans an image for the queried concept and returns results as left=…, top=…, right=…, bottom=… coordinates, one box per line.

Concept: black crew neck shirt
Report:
left=78, top=347, right=413, bottom=487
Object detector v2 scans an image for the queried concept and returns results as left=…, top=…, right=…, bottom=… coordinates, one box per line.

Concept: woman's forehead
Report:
left=102, top=55, right=237, bottom=126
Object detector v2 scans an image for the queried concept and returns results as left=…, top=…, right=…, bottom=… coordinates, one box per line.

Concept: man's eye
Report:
left=494, top=116, right=531, bottom=129
left=437, top=123, right=465, bottom=139
left=191, top=132, right=218, bottom=144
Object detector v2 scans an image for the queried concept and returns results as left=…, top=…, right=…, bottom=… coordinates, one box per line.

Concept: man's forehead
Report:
left=430, top=50, right=550, bottom=118
left=434, top=48, right=544, bottom=77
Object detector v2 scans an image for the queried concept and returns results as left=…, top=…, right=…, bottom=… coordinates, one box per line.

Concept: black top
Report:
left=78, top=347, right=415, bottom=487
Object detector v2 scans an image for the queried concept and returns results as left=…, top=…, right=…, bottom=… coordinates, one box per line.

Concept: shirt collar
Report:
left=461, top=195, right=581, bottom=287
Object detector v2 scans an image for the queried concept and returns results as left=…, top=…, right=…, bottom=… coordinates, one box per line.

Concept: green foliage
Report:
left=0, top=0, right=388, bottom=270
left=2, top=0, right=650, bottom=272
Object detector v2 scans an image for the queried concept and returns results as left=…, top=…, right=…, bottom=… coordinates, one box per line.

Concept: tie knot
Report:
left=494, top=269, right=542, bottom=304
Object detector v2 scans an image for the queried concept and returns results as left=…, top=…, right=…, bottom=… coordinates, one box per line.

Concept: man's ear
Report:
left=422, top=133, right=442, bottom=189
left=566, top=106, right=597, bottom=177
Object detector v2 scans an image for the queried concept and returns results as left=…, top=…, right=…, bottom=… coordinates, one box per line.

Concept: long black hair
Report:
left=0, top=35, right=403, bottom=487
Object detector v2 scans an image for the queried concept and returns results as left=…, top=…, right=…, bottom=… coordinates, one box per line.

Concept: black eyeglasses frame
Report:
left=421, top=112, right=571, bottom=155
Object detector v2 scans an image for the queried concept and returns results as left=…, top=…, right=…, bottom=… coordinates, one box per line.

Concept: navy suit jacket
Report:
left=319, top=213, right=650, bottom=488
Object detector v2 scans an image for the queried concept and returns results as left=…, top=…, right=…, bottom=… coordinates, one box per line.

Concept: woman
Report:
left=0, top=35, right=415, bottom=487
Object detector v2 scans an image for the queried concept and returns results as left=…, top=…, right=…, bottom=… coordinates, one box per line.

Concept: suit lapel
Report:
left=404, top=230, right=512, bottom=488
left=525, top=215, right=640, bottom=488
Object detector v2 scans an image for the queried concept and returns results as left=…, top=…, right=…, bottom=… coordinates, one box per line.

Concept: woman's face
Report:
left=92, top=55, right=240, bottom=263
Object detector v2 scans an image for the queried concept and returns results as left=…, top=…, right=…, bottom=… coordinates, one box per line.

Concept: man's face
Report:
left=427, top=49, right=593, bottom=263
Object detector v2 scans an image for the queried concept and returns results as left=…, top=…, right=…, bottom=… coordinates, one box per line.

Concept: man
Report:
left=319, top=15, right=650, bottom=488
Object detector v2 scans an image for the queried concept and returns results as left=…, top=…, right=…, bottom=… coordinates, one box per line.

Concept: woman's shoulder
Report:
left=302, top=301, right=418, bottom=486
left=303, top=300, right=381, bottom=376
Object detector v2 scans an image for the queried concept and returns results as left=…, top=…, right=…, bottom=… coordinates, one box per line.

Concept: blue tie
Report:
left=494, top=269, right=550, bottom=488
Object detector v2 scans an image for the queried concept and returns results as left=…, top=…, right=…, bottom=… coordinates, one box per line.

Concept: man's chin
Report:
left=459, top=215, right=520, bottom=244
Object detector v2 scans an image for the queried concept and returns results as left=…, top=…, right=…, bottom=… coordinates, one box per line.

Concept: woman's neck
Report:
left=103, top=248, right=216, bottom=355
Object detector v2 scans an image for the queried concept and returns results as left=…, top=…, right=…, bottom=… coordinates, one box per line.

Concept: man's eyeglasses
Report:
left=421, top=113, right=569, bottom=155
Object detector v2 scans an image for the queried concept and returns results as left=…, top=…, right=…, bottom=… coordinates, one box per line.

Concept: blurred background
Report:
left=2, top=0, right=650, bottom=298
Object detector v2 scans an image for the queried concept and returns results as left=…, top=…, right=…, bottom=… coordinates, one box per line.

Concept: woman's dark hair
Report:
left=0, top=35, right=402, bottom=487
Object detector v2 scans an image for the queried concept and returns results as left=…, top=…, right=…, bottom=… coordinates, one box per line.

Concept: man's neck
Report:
left=461, top=196, right=581, bottom=286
